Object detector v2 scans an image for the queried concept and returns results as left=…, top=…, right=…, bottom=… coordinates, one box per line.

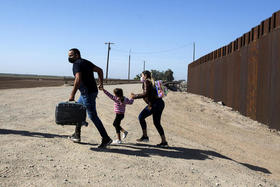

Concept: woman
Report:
left=131, top=70, right=168, bottom=147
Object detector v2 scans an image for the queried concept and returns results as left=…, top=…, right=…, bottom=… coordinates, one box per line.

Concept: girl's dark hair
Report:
left=142, top=70, right=151, bottom=79
left=114, top=88, right=124, bottom=102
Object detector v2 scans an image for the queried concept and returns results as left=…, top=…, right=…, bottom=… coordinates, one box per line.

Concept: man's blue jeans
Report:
left=76, top=91, right=109, bottom=139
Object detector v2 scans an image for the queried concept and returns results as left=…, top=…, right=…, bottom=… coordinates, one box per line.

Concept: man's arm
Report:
left=69, top=72, right=81, bottom=101
left=93, top=65, right=104, bottom=90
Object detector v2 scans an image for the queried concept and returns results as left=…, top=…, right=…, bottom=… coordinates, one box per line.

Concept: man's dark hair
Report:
left=69, top=48, right=81, bottom=58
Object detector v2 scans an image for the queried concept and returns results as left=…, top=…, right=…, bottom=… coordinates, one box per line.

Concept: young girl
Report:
left=103, top=88, right=134, bottom=144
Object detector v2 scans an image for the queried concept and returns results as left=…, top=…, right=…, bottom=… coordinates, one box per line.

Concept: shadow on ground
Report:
left=91, top=143, right=271, bottom=174
left=0, top=128, right=68, bottom=139
left=0, top=128, right=271, bottom=175
left=0, top=128, right=98, bottom=146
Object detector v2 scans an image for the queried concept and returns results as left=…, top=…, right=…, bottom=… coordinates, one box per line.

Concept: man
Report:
left=68, top=48, right=112, bottom=148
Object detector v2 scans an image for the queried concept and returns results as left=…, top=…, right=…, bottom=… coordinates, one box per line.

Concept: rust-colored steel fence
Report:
left=187, top=11, right=280, bottom=130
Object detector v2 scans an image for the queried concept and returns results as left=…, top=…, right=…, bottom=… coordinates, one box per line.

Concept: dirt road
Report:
left=0, top=84, right=279, bottom=186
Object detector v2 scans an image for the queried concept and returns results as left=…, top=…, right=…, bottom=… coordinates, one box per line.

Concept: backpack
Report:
left=155, top=80, right=168, bottom=98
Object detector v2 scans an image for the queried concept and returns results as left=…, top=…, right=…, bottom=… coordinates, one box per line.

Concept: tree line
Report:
left=134, top=69, right=174, bottom=81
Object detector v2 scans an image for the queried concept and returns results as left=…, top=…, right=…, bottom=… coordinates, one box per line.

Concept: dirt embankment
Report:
left=0, top=75, right=139, bottom=90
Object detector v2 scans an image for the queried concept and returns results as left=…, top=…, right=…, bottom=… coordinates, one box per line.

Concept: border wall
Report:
left=187, top=11, right=280, bottom=130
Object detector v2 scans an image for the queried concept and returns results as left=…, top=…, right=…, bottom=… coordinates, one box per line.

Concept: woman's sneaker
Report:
left=122, top=131, right=128, bottom=139
left=112, top=139, right=122, bottom=144
left=156, top=142, right=168, bottom=147
left=136, top=136, right=149, bottom=142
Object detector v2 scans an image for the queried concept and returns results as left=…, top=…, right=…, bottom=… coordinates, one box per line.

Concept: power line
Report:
left=113, top=43, right=192, bottom=55
left=128, top=49, right=131, bottom=80
left=105, top=42, right=114, bottom=82
left=193, top=42, right=196, bottom=61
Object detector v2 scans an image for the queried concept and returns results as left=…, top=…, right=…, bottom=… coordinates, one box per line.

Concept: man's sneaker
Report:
left=68, top=133, right=75, bottom=138
left=82, top=121, right=88, bottom=127
left=112, top=139, right=122, bottom=144
left=156, top=142, right=168, bottom=147
left=136, top=136, right=149, bottom=142
left=98, top=138, right=112, bottom=148
left=69, top=133, right=81, bottom=143
left=122, top=131, right=128, bottom=139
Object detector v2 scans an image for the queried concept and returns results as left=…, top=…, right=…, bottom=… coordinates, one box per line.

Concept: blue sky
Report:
left=0, top=0, right=279, bottom=80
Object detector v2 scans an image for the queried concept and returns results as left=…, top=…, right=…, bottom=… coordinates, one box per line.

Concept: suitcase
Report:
left=55, top=102, right=86, bottom=125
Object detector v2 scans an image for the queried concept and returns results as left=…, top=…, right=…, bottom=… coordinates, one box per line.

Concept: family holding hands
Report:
left=68, top=48, right=168, bottom=149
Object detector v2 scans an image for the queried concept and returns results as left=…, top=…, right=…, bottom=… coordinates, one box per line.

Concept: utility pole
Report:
left=128, top=49, right=131, bottom=80
left=143, top=60, right=146, bottom=71
left=105, top=42, right=114, bottom=82
left=193, top=42, right=196, bottom=61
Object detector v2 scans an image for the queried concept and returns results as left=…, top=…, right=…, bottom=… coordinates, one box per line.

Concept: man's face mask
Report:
left=68, top=57, right=76, bottom=63
left=140, top=76, right=145, bottom=82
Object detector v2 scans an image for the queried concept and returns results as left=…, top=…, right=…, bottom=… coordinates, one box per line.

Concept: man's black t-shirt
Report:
left=72, top=58, right=98, bottom=94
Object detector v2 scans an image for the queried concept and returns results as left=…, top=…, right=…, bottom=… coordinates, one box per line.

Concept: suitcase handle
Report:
left=67, top=100, right=77, bottom=103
